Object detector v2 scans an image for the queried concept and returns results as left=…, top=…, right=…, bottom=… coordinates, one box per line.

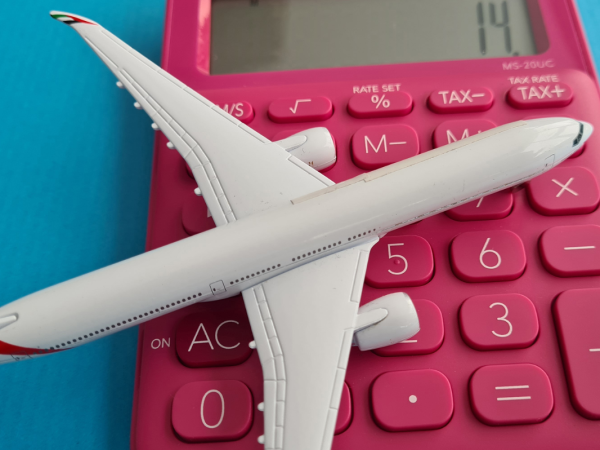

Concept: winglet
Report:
left=50, top=11, right=98, bottom=26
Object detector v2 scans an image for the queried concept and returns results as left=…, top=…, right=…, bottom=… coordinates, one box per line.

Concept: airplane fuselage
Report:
left=0, top=118, right=586, bottom=363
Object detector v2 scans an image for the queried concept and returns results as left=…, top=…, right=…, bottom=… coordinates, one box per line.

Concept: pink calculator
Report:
left=131, top=1, right=600, bottom=448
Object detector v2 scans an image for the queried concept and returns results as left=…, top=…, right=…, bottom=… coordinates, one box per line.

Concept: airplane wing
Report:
left=242, top=238, right=378, bottom=450
left=50, top=12, right=333, bottom=227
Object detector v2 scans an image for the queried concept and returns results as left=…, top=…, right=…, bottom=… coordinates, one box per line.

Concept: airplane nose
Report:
left=579, top=121, right=594, bottom=146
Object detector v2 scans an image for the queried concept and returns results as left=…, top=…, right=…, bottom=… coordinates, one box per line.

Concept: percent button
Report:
left=348, top=91, right=413, bottom=119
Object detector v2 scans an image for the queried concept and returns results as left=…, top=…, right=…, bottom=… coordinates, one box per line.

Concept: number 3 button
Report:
left=450, top=230, right=526, bottom=282
left=460, top=294, right=539, bottom=350
left=366, top=235, right=434, bottom=288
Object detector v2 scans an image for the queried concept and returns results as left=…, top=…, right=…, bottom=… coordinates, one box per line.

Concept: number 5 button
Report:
left=460, top=294, right=539, bottom=350
left=451, top=230, right=526, bottom=282
left=366, top=235, right=434, bottom=288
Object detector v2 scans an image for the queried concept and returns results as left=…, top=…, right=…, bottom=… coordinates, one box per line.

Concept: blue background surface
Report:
left=1, top=1, right=600, bottom=449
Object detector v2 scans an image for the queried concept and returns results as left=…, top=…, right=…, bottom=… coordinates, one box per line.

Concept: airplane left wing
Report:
left=242, top=239, right=378, bottom=450
left=50, top=12, right=334, bottom=227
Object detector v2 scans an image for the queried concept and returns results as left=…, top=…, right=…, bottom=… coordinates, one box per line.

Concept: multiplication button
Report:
left=554, top=288, right=600, bottom=419
left=527, top=166, right=600, bottom=216
left=469, top=364, right=553, bottom=426
left=540, top=225, right=600, bottom=277
left=371, top=369, right=453, bottom=431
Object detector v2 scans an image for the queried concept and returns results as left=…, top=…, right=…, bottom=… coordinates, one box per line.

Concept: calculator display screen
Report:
left=210, top=0, right=540, bottom=75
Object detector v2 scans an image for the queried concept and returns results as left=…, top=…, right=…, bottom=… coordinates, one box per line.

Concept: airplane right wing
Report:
left=51, top=12, right=334, bottom=227
left=242, top=239, right=378, bottom=450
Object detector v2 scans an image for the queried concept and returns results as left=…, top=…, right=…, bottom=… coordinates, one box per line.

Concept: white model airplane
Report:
left=0, top=11, right=592, bottom=450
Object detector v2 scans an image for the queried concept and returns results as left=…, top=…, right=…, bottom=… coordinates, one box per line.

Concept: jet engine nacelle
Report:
left=353, top=293, right=420, bottom=351
left=274, top=127, right=336, bottom=171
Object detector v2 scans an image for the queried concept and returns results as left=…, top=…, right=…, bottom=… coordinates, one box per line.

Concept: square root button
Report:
left=469, top=364, right=553, bottom=426
left=371, top=369, right=453, bottom=431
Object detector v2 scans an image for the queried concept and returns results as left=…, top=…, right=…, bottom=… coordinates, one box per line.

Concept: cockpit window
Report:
left=573, top=122, right=585, bottom=147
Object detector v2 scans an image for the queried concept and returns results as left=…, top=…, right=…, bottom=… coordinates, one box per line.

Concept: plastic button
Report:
left=335, top=383, right=353, bottom=434
left=554, top=288, right=600, bottom=419
left=459, top=294, right=538, bottom=350
left=268, top=97, right=332, bottom=123
left=374, top=299, right=444, bottom=356
left=527, top=167, right=600, bottom=216
left=216, top=101, right=254, bottom=124
left=366, top=235, right=433, bottom=287
left=372, top=369, right=453, bottom=431
left=446, top=190, right=513, bottom=221
left=172, top=380, right=253, bottom=442
left=540, top=225, right=600, bottom=277
left=450, top=230, right=526, bottom=282
left=508, top=83, right=573, bottom=109
left=181, top=189, right=216, bottom=235
left=433, top=119, right=496, bottom=147
left=351, top=124, right=419, bottom=170
left=428, top=87, right=493, bottom=113
left=470, top=364, right=553, bottom=426
left=175, top=298, right=254, bottom=368
left=347, top=92, right=412, bottom=118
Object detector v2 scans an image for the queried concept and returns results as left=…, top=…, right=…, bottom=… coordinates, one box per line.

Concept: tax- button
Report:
left=172, top=380, right=253, bottom=442
left=554, top=289, right=600, bottom=419
left=175, top=298, right=254, bottom=368
left=347, top=92, right=412, bottom=118
left=352, top=125, right=419, bottom=170
left=433, top=119, right=496, bottom=148
left=372, top=369, right=453, bottom=431
left=540, top=225, right=600, bottom=277
left=268, top=97, right=332, bottom=123
left=527, top=166, right=600, bottom=216
left=446, top=190, right=513, bottom=221
left=374, top=299, right=444, bottom=356
left=460, top=294, right=539, bottom=350
left=428, top=87, right=493, bottom=113
left=470, top=364, right=553, bottom=426
left=508, top=83, right=573, bottom=109
left=450, top=230, right=526, bottom=282
left=366, top=235, right=433, bottom=287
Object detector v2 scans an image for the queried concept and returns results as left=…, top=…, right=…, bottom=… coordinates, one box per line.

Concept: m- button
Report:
left=527, top=167, right=600, bottom=215
left=428, top=87, right=493, bottom=113
left=351, top=124, right=419, bottom=170
left=508, top=83, right=573, bottom=109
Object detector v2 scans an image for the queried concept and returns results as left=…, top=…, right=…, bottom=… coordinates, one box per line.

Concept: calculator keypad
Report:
left=136, top=65, right=600, bottom=450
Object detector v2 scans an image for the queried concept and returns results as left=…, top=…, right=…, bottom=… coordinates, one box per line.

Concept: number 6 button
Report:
left=450, top=230, right=526, bottom=282
left=366, top=235, right=434, bottom=288
left=459, top=294, right=539, bottom=350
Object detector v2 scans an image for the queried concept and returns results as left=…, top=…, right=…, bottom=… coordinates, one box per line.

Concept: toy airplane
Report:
left=0, top=11, right=592, bottom=450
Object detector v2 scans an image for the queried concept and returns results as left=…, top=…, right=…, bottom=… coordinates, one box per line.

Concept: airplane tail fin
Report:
left=50, top=11, right=98, bottom=26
